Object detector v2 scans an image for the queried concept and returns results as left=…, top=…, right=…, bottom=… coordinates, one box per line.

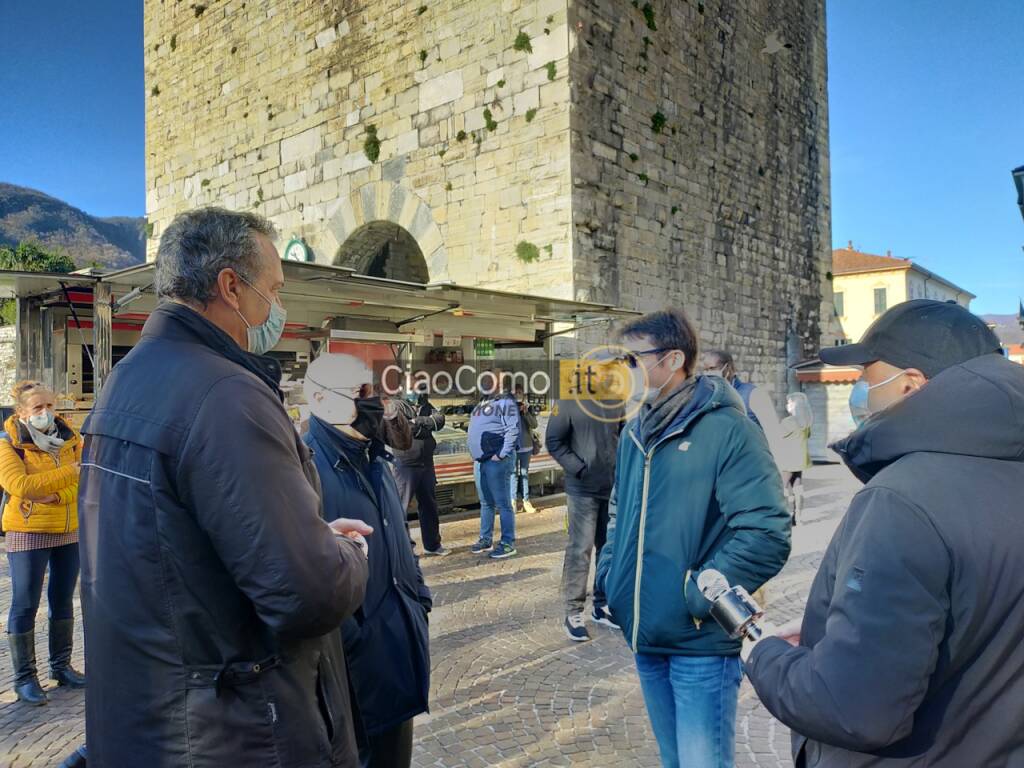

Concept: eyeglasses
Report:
left=617, top=348, right=674, bottom=369
left=304, top=374, right=364, bottom=400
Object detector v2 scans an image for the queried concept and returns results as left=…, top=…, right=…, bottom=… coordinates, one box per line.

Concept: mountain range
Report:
left=0, top=182, right=146, bottom=269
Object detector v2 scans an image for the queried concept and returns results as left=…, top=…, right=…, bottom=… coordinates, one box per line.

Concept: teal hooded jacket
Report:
left=596, top=375, right=791, bottom=656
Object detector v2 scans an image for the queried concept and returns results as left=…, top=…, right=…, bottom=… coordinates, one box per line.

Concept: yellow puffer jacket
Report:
left=0, top=414, right=82, bottom=534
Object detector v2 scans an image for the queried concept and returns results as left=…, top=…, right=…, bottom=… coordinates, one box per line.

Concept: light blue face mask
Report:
left=28, top=410, right=55, bottom=431
left=236, top=275, right=287, bottom=356
left=849, top=370, right=906, bottom=426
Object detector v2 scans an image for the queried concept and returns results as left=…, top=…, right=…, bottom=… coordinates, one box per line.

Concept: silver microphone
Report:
left=697, top=569, right=765, bottom=641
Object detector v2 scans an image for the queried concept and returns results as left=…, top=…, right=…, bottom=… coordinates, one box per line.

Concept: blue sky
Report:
left=0, top=1, right=1020, bottom=313
left=0, top=1, right=144, bottom=218
left=827, top=0, right=1023, bottom=314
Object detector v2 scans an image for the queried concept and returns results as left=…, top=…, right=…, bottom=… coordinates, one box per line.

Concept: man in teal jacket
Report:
left=596, top=309, right=791, bottom=768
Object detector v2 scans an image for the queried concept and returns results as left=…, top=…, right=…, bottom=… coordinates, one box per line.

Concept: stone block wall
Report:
left=144, top=0, right=836, bottom=403
left=145, top=0, right=576, bottom=295
left=0, top=325, right=16, bottom=406
left=567, top=0, right=835, bottom=399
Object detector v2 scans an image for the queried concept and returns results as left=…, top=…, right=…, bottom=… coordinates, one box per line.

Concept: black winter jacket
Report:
left=746, top=353, right=1024, bottom=767
left=391, top=396, right=445, bottom=468
left=544, top=398, right=622, bottom=498
left=305, top=416, right=431, bottom=736
left=79, top=303, right=369, bottom=768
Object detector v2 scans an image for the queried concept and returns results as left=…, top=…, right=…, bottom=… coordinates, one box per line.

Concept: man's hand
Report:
left=741, top=616, right=802, bottom=663
left=37, top=493, right=60, bottom=504
left=773, top=617, right=802, bottom=647
left=491, top=454, right=504, bottom=462
left=329, top=518, right=373, bottom=558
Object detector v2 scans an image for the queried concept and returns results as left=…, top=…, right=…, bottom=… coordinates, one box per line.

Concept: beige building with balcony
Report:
left=832, top=243, right=974, bottom=342
left=798, top=244, right=976, bottom=461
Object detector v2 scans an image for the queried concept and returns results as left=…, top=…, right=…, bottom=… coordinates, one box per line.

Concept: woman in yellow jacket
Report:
left=1, top=381, right=86, bottom=705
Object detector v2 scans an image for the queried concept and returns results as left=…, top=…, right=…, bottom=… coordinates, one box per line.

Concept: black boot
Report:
left=59, top=744, right=87, bottom=767
left=49, top=618, right=86, bottom=688
left=8, top=631, right=48, bottom=705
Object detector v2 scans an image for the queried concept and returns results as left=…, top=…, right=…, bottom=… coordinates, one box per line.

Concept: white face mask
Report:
left=634, top=353, right=679, bottom=402
left=27, top=410, right=55, bottom=431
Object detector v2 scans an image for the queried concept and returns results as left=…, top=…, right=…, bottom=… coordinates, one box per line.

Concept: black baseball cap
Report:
left=820, top=299, right=1002, bottom=378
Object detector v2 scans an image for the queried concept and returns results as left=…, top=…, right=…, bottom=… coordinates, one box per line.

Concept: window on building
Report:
left=874, top=287, right=887, bottom=315
left=834, top=291, right=844, bottom=317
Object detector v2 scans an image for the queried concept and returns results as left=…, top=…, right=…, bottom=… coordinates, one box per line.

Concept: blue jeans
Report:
left=476, top=454, right=515, bottom=545
left=634, top=653, right=743, bottom=768
left=510, top=450, right=532, bottom=502
left=7, top=543, right=81, bottom=635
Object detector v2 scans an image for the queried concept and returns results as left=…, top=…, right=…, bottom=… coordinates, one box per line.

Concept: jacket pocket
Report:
left=316, top=652, right=341, bottom=747
left=184, top=676, right=276, bottom=767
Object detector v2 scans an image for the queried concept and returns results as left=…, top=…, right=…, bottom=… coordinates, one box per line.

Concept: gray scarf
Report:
left=23, top=419, right=66, bottom=456
left=638, top=376, right=699, bottom=447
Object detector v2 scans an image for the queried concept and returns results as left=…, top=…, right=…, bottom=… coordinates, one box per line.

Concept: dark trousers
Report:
left=394, top=464, right=442, bottom=552
left=7, top=543, right=80, bottom=634
left=360, top=718, right=414, bottom=768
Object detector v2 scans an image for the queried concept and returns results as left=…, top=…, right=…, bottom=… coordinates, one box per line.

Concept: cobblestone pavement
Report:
left=0, top=464, right=859, bottom=767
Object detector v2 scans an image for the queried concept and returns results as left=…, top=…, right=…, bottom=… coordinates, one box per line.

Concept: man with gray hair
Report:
left=79, top=207, right=370, bottom=767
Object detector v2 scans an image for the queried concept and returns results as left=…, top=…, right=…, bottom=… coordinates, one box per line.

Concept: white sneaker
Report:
left=564, top=613, right=590, bottom=642
left=591, top=605, right=620, bottom=629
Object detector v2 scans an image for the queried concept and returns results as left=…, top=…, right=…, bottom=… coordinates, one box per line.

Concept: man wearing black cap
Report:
left=743, top=300, right=1024, bottom=767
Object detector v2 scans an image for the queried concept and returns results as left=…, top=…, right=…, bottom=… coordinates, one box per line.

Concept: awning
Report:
left=0, top=270, right=99, bottom=300
left=2, top=261, right=638, bottom=342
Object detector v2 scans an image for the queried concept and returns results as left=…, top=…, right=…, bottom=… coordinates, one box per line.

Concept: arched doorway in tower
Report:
left=334, top=221, right=430, bottom=283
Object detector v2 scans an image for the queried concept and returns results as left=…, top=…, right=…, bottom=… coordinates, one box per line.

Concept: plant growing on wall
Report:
left=363, top=125, right=380, bottom=162
left=417, top=5, right=428, bottom=14
left=545, top=61, right=557, bottom=80
left=515, top=241, right=540, bottom=263
left=456, top=130, right=467, bottom=142
left=483, top=108, right=498, bottom=131
left=419, top=50, right=428, bottom=65
left=641, top=3, right=657, bottom=30
left=170, top=34, right=177, bottom=51
left=525, top=108, right=538, bottom=123
left=651, top=111, right=666, bottom=133
left=513, top=31, right=532, bottom=53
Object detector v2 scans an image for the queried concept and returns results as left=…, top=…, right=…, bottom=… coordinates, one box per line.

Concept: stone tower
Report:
left=144, top=0, right=835, bottom=393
